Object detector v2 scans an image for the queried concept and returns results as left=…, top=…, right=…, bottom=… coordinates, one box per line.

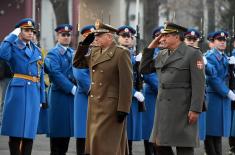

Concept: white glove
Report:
left=71, top=85, right=77, bottom=95
left=10, top=28, right=21, bottom=36
left=135, top=53, right=142, bottom=62
left=228, top=90, right=235, bottom=101
left=229, top=56, right=235, bottom=65
left=203, top=56, right=207, bottom=65
left=134, top=91, right=145, bottom=102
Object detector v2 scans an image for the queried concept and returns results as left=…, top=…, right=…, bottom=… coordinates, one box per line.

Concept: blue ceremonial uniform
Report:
left=142, top=48, right=159, bottom=140
left=0, top=33, right=45, bottom=139
left=205, top=48, right=231, bottom=137
left=127, top=48, right=142, bottom=141
left=73, top=67, right=90, bottom=138
left=45, top=43, right=75, bottom=137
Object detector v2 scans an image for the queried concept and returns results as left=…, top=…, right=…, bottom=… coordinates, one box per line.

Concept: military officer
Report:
left=0, top=18, right=45, bottom=155
left=73, top=25, right=95, bottom=155
left=116, top=25, right=144, bottom=155
left=140, top=22, right=205, bottom=155
left=73, top=19, right=133, bottom=155
left=141, top=26, right=164, bottom=155
left=184, top=28, right=200, bottom=47
left=204, top=30, right=235, bottom=155
left=44, top=24, right=75, bottom=155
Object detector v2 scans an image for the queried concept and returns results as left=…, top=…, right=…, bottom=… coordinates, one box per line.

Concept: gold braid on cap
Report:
left=95, top=19, right=101, bottom=29
left=95, top=19, right=117, bottom=32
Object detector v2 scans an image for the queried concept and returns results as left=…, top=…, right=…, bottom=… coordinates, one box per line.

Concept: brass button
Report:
left=91, top=82, right=95, bottom=85
left=90, top=95, right=94, bottom=98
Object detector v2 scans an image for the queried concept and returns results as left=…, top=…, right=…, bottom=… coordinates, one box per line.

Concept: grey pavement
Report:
left=0, top=135, right=231, bottom=155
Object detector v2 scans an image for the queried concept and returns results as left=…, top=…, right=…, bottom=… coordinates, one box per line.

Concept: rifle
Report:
left=135, top=0, right=146, bottom=112
left=199, top=17, right=204, bottom=50
left=229, top=16, right=235, bottom=110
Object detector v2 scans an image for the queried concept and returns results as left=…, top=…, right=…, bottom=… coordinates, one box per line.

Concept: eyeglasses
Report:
left=215, top=37, right=227, bottom=41
left=120, top=33, right=131, bottom=38
left=185, top=37, right=197, bottom=42
left=61, top=33, right=71, bottom=37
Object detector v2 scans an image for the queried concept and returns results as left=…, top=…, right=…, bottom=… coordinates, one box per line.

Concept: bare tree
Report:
left=50, top=0, right=69, bottom=25
left=143, top=0, right=160, bottom=44
left=206, top=0, right=215, bottom=32
left=125, top=0, right=131, bottom=25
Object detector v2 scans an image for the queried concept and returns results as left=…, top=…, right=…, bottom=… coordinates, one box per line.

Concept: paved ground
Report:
left=0, top=135, right=231, bottom=155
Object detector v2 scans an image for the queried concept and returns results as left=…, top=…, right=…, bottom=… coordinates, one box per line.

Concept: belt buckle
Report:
left=32, top=76, right=37, bottom=82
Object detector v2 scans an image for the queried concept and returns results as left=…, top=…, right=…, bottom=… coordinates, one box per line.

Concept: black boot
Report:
left=50, top=137, right=70, bottom=155
left=21, top=138, right=33, bottom=155
left=9, top=137, right=21, bottom=155
left=128, top=140, right=133, bottom=155
left=230, top=137, right=235, bottom=153
left=144, top=140, right=153, bottom=155
left=76, top=138, right=85, bottom=155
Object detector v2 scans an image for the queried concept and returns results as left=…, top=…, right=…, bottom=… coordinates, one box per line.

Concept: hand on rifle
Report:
left=135, top=53, right=142, bottom=62
left=148, top=34, right=162, bottom=49
left=134, top=91, right=145, bottom=102
left=228, top=90, right=235, bottom=101
left=228, top=56, right=235, bottom=65
left=203, top=56, right=207, bottom=65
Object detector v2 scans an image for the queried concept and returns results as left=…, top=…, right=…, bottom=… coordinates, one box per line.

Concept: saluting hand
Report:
left=188, top=111, right=199, bottom=125
left=148, top=34, right=162, bottom=49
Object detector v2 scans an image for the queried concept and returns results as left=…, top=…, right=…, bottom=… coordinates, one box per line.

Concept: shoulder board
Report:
left=116, top=45, right=128, bottom=51
left=188, top=45, right=200, bottom=49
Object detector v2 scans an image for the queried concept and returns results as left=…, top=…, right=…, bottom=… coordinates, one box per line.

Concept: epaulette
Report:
left=117, top=45, right=128, bottom=51
left=188, top=45, right=200, bottom=49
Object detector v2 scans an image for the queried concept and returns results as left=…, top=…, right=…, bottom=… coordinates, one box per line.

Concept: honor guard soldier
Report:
left=73, top=19, right=133, bottom=155
left=44, top=24, right=75, bottom=155
left=184, top=28, right=200, bottom=47
left=117, top=25, right=144, bottom=155
left=204, top=30, right=235, bottom=155
left=73, top=25, right=95, bottom=155
left=0, top=18, right=45, bottom=155
left=140, top=22, right=205, bottom=155
left=141, top=26, right=164, bottom=155
left=230, top=34, right=235, bottom=154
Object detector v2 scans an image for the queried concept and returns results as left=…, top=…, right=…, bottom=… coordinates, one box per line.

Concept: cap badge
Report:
left=27, top=21, right=32, bottom=26
left=65, top=26, right=69, bottom=31
left=95, top=20, right=101, bottom=29
left=124, top=28, right=129, bottom=32
left=191, top=31, right=195, bottom=36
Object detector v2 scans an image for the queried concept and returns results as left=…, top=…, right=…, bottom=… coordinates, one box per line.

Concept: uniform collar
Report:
left=212, top=48, right=225, bottom=61
left=15, top=38, right=33, bottom=50
left=56, top=43, right=70, bottom=55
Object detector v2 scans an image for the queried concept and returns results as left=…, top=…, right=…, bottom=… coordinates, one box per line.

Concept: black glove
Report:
left=82, top=33, right=95, bottom=46
left=41, top=103, right=49, bottom=110
left=73, top=45, right=90, bottom=68
left=116, top=111, right=128, bottom=123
